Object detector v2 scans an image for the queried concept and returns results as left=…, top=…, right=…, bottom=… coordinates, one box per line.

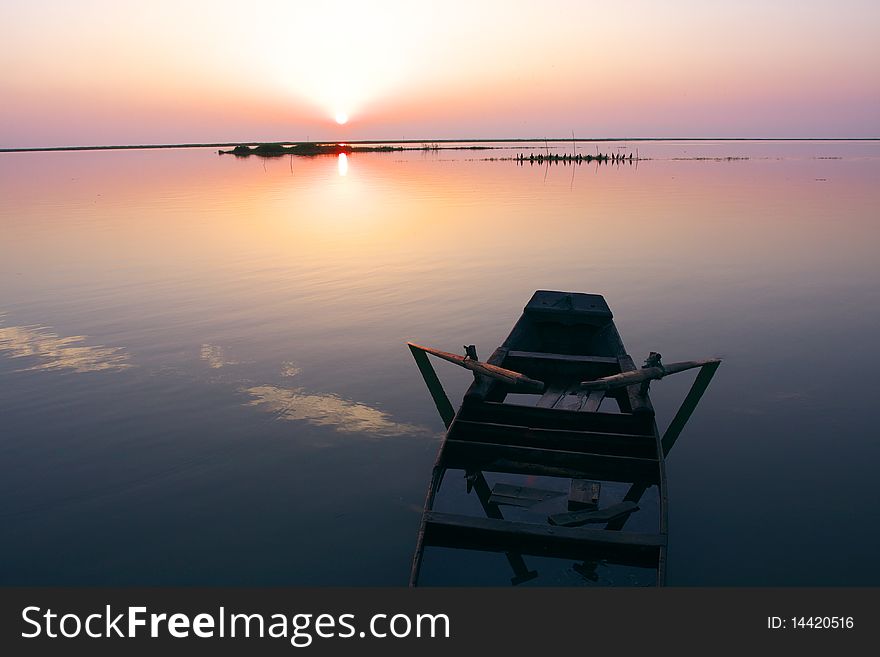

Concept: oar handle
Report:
left=580, top=359, right=720, bottom=390
left=408, top=342, right=545, bottom=392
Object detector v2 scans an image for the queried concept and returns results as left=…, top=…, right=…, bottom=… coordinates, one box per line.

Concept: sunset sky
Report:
left=2, top=0, right=878, bottom=147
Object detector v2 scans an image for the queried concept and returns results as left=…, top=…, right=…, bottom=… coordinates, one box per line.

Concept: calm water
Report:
left=1, top=140, right=879, bottom=585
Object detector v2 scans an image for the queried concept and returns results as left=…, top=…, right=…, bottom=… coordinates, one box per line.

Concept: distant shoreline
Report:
left=1, top=137, right=878, bottom=154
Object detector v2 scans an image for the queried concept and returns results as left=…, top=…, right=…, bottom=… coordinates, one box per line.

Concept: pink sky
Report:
left=2, top=0, right=878, bottom=147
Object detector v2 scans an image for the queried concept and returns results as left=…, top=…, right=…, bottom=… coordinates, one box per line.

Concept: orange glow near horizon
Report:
left=1, top=1, right=878, bottom=147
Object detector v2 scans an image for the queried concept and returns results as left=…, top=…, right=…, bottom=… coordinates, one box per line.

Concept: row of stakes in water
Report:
left=516, top=151, right=638, bottom=164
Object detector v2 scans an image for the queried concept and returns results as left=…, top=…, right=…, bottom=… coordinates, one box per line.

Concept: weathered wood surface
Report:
left=422, top=511, right=663, bottom=567
left=523, top=290, right=613, bottom=322
left=553, top=393, right=586, bottom=412
left=536, top=382, right=567, bottom=408
left=460, top=400, right=655, bottom=435
left=580, top=390, right=605, bottom=412
left=463, top=316, right=537, bottom=404
left=488, top=483, right=565, bottom=508
left=506, top=351, right=619, bottom=365
left=569, top=479, right=601, bottom=509
left=549, top=501, right=640, bottom=527
left=408, top=342, right=545, bottom=392
left=407, top=291, right=691, bottom=587
left=618, top=354, right=654, bottom=415
left=580, top=359, right=721, bottom=391
left=505, top=351, right=620, bottom=379
left=450, top=419, right=658, bottom=458
left=442, top=439, right=661, bottom=484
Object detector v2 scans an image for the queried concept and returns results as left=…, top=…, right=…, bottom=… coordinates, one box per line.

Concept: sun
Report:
left=335, top=111, right=348, bottom=125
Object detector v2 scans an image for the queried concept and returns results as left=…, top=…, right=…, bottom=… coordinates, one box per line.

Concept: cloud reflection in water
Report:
left=0, top=322, right=131, bottom=374
left=199, top=343, right=239, bottom=369
left=244, top=384, right=424, bottom=438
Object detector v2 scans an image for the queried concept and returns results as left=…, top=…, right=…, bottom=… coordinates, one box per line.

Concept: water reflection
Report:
left=244, top=384, right=425, bottom=438
left=199, top=343, right=239, bottom=369
left=0, top=321, right=130, bottom=374
left=337, top=152, right=348, bottom=176
left=1, top=142, right=879, bottom=586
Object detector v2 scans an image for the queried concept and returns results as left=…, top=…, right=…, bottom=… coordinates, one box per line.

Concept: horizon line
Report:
left=2, top=136, right=879, bottom=154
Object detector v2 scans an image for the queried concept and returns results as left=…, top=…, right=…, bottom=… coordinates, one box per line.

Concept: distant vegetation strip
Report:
left=217, top=142, right=491, bottom=157
left=3, top=137, right=876, bottom=154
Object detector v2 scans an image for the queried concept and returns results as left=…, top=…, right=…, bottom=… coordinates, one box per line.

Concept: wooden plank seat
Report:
left=422, top=511, right=664, bottom=567
left=504, top=351, right=622, bottom=382
left=449, top=419, right=659, bottom=459
left=506, top=351, right=620, bottom=365
left=442, top=439, right=661, bottom=484
left=458, top=400, right=656, bottom=435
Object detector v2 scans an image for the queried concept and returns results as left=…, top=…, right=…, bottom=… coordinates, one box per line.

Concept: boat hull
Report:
left=410, top=291, right=667, bottom=587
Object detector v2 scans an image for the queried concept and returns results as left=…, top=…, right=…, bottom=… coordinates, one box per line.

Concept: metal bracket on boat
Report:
left=640, top=352, right=665, bottom=394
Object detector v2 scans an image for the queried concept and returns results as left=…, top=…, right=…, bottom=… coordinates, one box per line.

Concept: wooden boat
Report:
left=408, top=290, right=719, bottom=586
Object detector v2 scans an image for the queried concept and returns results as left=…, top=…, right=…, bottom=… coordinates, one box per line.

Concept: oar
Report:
left=407, top=342, right=545, bottom=392
left=579, top=359, right=721, bottom=391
